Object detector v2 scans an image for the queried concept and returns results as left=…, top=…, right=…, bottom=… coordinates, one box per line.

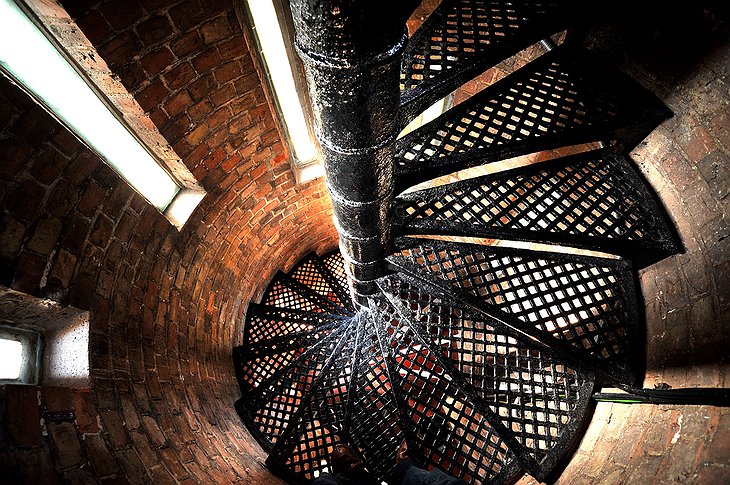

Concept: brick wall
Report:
left=0, top=0, right=336, bottom=481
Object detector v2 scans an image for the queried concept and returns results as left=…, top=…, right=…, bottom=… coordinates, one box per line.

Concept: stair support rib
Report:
left=290, top=0, right=407, bottom=307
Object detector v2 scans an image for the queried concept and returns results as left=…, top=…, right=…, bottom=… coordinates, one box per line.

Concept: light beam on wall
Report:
left=0, top=0, right=180, bottom=211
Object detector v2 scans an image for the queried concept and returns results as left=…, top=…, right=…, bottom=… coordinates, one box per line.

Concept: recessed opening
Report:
left=0, top=286, right=89, bottom=388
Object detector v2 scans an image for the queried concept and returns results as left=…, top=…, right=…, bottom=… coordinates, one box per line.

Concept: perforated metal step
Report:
left=396, top=45, right=671, bottom=191
left=378, top=274, right=594, bottom=479
left=288, top=252, right=354, bottom=312
left=234, top=249, right=601, bottom=484
left=400, top=0, right=577, bottom=123
left=394, top=148, right=681, bottom=267
left=388, top=237, right=642, bottom=383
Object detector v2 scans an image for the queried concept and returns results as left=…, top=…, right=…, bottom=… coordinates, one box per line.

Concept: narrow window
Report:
left=241, top=0, right=322, bottom=183
left=0, top=0, right=205, bottom=227
left=0, top=326, right=39, bottom=385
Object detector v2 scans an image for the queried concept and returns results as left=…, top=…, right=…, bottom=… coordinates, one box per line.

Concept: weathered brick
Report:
left=48, top=422, right=84, bottom=469
left=164, top=62, right=196, bottom=91
left=200, top=15, right=231, bottom=45
left=27, top=216, right=62, bottom=255
left=7, top=385, right=42, bottom=448
left=135, top=13, right=173, bottom=46
left=139, top=47, right=176, bottom=77
left=100, top=410, right=128, bottom=450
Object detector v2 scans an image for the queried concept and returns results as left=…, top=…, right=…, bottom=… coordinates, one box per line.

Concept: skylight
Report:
left=0, top=0, right=180, bottom=211
left=246, top=0, right=318, bottom=165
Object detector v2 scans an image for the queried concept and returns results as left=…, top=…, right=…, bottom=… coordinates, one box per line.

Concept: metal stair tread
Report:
left=378, top=272, right=595, bottom=478
left=396, top=44, right=672, bottom=190
left=387, top=237, right=642, bottom=383
left=400, top=0, right=578, bottom=123
left=394, top=147, right=681, bottom=267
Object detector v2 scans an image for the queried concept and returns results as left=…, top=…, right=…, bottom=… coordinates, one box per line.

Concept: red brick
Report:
left=214, top=61, right=242, bottom=84
left=169, top=0, right=206, bottom=32
left=139, top=47, right=176, bottom=77
left=137, top=78, right=169, bottom=113
left=76, top=9, right=113, bottom=46
left=189, top=100, right=214, bottom=122
left=7, top=385, right=41, bottom=448
left=200, top=15, right=232, bottom=45
left=0, top=212, right=26, bottom=259
left=99, top=1, right=144, bottom=31
left=163, top=115, right=193, bottom=143
left=163, top=89, right=192, bottom=118
left=185, top=124, right=209, bottom=146
left=85, top=434, right=119, bottom=476
left=89, top=215, right=114, bottom=247
left=171, top=31, right=204, bottom=58
left=46, top=180, right=77, bottom=218
left=99, top=31, right=143, bottom=71
left=48, top=422, right=84, bottom=469
left=188, top=73, right=215, bottom=100
left=5, top=179, right=45, bottom=223
left=164, top=62, right=196, bottom=91
left=12, top=250, right=46, bottom=294
left=29, top=146, right=68, bottom=185
left=136, top=13, right=173, bottom=46
left=99, top=410, right=128, bottom=450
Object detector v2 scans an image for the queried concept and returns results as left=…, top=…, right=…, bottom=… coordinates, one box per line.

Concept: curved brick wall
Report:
left=0, top=0, right=335, bottom=481
left=0, top=0, right=727, bottom=483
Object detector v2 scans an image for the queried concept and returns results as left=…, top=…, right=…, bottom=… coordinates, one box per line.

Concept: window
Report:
left=0, top=326, right=39, bottom=384
left=0, top=286, right=89, bottom=388
left=240, top=0, right=322, bottom=184
left=0, top=0, right=205, bottom=228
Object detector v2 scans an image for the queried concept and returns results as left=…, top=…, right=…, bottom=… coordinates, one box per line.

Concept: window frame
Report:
left=237, top=0, right=323, bottom=184
left=0, top=0, right=206, bottom=229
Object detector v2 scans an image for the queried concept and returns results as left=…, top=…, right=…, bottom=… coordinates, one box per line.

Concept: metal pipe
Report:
left=290, top=0, right=407, bottom=308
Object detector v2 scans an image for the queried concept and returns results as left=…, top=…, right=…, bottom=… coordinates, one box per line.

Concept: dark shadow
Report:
left=581, top=0, right=729, bottom=94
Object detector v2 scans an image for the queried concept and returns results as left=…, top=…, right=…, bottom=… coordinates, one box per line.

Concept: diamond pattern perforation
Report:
left=236, top=325, right=337, bottom=391
left=262, top=277, right=327, bottom=313
left=347, top=318, right=409, bottom=480
left=322, top=252, right=349, bottom=293
left=401, top=0, right=569, bottom=119
left=396, top=150, right=676, bottom=262
left=247, top=324, right=349, bottom=449
left=278, top=325, right=358, bottom=481
left=396, top=46, right=669, bottom=186
left=390, top=240, right=637, bottom=369
left=244, top=305, right=340, bottom=345
left=373, top=298, right=516, bottom=484
left=380, top=275, right=591, bottom=462
left=290, top=254, right=349, bottom=311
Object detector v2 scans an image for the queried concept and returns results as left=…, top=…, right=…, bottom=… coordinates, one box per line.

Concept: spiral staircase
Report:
left=233, top=1, right=682, bottom=483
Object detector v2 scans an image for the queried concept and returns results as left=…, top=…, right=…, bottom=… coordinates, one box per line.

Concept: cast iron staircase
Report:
left=233, top=0, right=682, bottom=483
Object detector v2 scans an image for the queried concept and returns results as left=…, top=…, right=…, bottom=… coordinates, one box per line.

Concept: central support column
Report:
left=290, top=1, right=407, bottom=308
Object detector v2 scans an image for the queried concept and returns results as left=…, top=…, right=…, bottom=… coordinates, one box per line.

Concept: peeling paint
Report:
left=671, top=414, right=683, bottom=444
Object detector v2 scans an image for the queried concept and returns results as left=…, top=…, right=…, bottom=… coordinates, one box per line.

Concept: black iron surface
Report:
left=396, top=45, right=672, bottom=191
left=400, top=0, right=577, bottom=125
left=233, top=0, right=686, bottom=482
left=394, top=148, right=681, bottom=267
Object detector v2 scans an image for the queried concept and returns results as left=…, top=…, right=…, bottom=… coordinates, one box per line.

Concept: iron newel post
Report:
left=290, top=1, right=408, bottom=308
